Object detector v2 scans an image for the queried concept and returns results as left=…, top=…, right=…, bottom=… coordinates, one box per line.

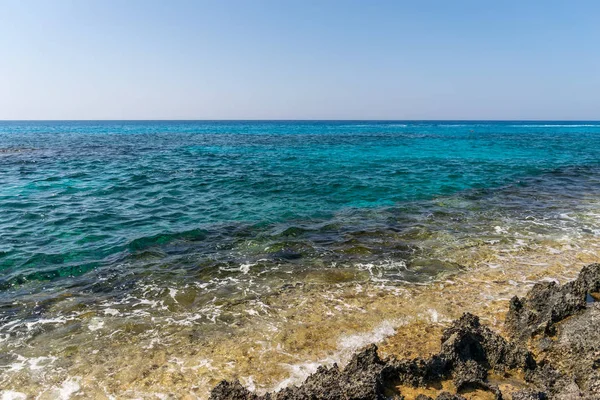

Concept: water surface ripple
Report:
left=1, top=121, right=600, bottom=398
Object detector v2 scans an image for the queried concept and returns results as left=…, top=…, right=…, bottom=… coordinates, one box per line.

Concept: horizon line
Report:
left=1, top=119, right=600, bottom=122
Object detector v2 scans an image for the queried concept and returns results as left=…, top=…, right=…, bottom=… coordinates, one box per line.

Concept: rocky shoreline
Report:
left=210, top=264, right=600, bottom=400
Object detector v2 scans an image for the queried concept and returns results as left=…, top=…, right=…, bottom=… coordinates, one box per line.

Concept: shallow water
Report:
left=1, top=121, right=600, bottom=398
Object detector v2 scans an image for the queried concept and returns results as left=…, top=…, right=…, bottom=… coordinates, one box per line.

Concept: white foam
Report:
left=219, top=262, right=256, bottom=274
left=273, top=361, right=324, bottom=392
left=428, top=309, right=439, bottom=323
left=132, top=298, right=163, bottom=309
left=1, top=390, right=27, bottom=400
left=540, top=277, right=560, bottom=284
left=240, top=376, right=256, bottom=392
left=269, top=320, right=399, bottom=393
left=546, top=247, right=562, bottom=254
left=240, top=263, right=254, bottom=274
left=6, top=354, right=29, bottom=372
left=494, top=225, right=508, bottom=234
left=355, top=260, right=407, bottom=277
left=142, top=336, right=163, bottom=350
left=340, top=320, right=396, bottom=355
left=103, top=308, right=121, bottom=316
left=1, top=319, right=22, bottom=332
left=509, top=124, right=597, bottom=127
left=24, top=316, right=72, bottom=331
left=5, top=355, right=55, bottom=372
left=88, top=317, right=104, bottom=331
left=29, top=356, right=57, bottom=371
left=190, top=359, right=215, bottom=371
left=54, top=377, right=81, bottom=400
left=559, top=213, right=576, bottom=221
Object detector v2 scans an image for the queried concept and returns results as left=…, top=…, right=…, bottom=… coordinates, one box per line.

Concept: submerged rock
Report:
left=209, top=264, right=600, bottom=400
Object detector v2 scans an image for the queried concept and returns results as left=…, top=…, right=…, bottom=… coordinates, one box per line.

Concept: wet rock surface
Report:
left=210, top=264, right=600, bottom=400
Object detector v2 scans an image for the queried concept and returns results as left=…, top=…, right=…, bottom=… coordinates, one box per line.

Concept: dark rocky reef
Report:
left=210, top=264, right=600, bottom=400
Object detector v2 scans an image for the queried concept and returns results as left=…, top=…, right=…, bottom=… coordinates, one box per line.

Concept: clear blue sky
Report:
left=1, top=0, right=599, bottom=120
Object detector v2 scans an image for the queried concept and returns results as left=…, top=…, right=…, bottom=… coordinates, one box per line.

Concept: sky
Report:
left=0, top=0, right=599, bottom=120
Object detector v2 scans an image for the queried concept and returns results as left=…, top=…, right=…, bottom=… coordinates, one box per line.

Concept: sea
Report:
left=1, top=120, right=600, bottom=398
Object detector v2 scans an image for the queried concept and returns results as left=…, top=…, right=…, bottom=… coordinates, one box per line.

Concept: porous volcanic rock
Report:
left=209, top=264, right=600, bottom=400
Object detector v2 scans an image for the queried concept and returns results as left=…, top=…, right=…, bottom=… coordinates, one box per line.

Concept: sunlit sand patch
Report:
left=393, top=370, right=532, bottom=400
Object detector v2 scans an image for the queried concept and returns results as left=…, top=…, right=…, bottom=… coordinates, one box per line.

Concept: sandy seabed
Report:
left=2, top=232, right=599, bottom=399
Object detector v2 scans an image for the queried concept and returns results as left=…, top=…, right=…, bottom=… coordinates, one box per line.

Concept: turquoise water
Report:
left=2, top=120, right=600, bottom=299
left=2, top=121, right=600, bottom=397
left=2, top=121, right=600, bottom=281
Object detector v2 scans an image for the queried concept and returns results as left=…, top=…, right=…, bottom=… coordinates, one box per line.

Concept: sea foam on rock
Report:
left=210, top=264, right=600, bottom=399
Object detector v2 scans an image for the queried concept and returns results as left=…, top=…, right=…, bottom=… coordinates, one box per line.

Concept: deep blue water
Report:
left=1, top=120, right=600, bottom=298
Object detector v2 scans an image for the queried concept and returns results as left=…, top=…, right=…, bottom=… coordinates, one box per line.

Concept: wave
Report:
left=508, top=124, right=599, bottom=128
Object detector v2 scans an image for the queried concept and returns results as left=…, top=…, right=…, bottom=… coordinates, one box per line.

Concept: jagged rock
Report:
left=505, top=263, right=600, bottom=341
left=276, top=344, right=387, bottom=400
left=525, top=304, right=600, bottom=398
left=385, top=355, right=450, bottom=387
left=211, top=314, right=523, bottom=400
left=210, top=264, right=600, bottom=400
left=209, top=345, right=388, bottom=400
left=450, top=358, right=487, bottom=390
left=210, top=380, right=265, bottom=400
left=505, top=264, right=600, bottom=398
left=440, top=313, right=535, bottom=373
